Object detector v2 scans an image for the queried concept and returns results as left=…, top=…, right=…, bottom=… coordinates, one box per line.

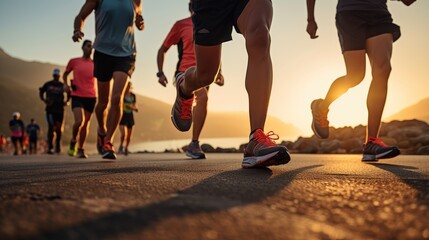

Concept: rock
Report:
left=293, top=137, right=319, bottom=153
left=201, top=144, right=215, bottom=153
left=340, top=138, right=363, bottom=153
left=320, top=140, right=341, bottom=153
left=416, top=146, right=429, bottom=155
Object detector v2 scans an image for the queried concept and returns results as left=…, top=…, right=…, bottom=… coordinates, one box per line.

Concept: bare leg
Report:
left=236, top=0, right=273, bottom=131
left=72, top=107, right=84, bottom=142
left=105, top=71, right=129, bottom=143
left=125, top=127, right=133, bottom=149
left=95, top=81, right=110, bottom=135
left=119, top=125, right=125, bottom=148
left=365, top=34, right=393, bottom=141
left=192, top=88, right=208, bottom=141
left=181, top=46, right=221, bottom=96
left=320, top=50, right=366, bottom=110
left=78, top=110, right=92, bottom=149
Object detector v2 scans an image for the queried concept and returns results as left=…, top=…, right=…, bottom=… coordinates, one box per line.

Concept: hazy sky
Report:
left=1, top=0, right=428, bottom=137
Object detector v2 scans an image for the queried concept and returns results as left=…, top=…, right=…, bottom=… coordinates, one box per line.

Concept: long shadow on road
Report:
left=371, top=163, right=429, bottom=202
left=34, top=165, right=322, bottom=240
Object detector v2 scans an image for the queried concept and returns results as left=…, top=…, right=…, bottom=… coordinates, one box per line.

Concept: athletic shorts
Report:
left=336, top=10, right=401, bottom=52
left=192, top=0, right=249, bottom=46
left=71, top=96, right=96, bottom=113
left=46, top=112, right=64, bottom=125
left=94, top=51, right=136, bottom=82
left=120, top=113, right=135, bottom=128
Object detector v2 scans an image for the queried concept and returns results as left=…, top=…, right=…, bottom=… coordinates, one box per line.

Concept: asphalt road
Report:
left=0, top=153, right=428, bottom=240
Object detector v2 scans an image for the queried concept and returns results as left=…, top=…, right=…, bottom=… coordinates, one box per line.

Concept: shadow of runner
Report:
left=34, top=165, right=322, bottom=240
left=370, top=163, right=429, bottom=201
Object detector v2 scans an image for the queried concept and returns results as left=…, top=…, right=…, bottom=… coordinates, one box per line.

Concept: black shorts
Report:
left=71, top=96, right=96, bottom=113
left=336, top=11, right=401, bottom=52
left=192, top=0, right=249, bottom=46
left=46, top=112, right=64, bottom=126
left=11, top=136, right=23, bottom=144
left=94, top=51, right=136, bottom=82
left=120, top=113, right=135, bottom=128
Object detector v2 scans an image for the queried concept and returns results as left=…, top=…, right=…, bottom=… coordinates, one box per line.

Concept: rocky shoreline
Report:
left=142, top=119, right=429, bottom=155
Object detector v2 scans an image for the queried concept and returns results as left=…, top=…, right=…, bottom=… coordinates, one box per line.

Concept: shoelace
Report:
left=368, top=137, right=388, bottom=147
left=315, top=109, right=329, bottom=128
left=104, top=141, right=114, bottom=151
left=180, top=97, right=194, bottom=119
left=254, top=131, right=279, bottom=147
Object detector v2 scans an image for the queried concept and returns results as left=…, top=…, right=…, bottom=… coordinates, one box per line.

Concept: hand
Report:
left=135, top=13, right=144, bottom=30
left=306, top=20, right=319, bottom=39
left=158, top=75, right=168, bottom=87
left=64, top=101, right=70, bottom=107
left=214, top=72, right=224, bottom=86
left=72, top=30, right=84, bottom=42
left=64, top=85, right=71, bottom=94
left=400, top=0, right=416, bottom=6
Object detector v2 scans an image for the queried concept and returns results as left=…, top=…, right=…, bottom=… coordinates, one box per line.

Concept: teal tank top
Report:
left=94, top=0, right=137, bottom=57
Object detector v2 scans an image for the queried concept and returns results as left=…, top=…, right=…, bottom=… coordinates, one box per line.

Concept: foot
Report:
left=101, top=141, right=117, bottom=160
left=185, top=141, right=206, bottom=159
left=171, top=74, right=194, bottom=132
left=76, top=148, right=88, bottom=159
left=118, top=145, right=124, bottom=154
left=47, top=148, right=54, bottom=155
left=124, top=147, right=129, bottom=156
left=242, top=129, right=291, bottom=169
left=362, top=137, right=400, bottom=162
left=97, top=131, right=106, bottom=155
left=311, top=99, right=329, bottom=139
left=67, top=140, right=77, bottom=156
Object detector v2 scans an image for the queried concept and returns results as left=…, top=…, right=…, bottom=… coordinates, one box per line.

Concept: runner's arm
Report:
left=306, top=0, right=319, bottom=39
left=73, top=0, right=98, bottom=42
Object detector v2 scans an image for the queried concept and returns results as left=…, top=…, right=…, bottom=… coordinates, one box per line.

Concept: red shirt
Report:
left=65, top=57, right=97, bottom=98
left=162, top=17, right=196, bottom=72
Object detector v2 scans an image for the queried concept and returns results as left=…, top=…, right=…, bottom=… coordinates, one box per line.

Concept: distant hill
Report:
left=385, top=98, right=429, bottom=123
left=0, top=48, right=301, bottom=145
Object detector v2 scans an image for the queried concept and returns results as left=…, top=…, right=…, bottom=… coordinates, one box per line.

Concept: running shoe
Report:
left=76, top=148, right=88, bottom=159
left=362, top=137, right=400, bottom=161
left=185, top=141, right=206, bottom=159
left=118, top=145, right=124, bottom=154
left=67, top=140, right=77, bottom=156
left=171, top=74, right=194, bottom=132
left=242, top=129, right=291, bottom=168
left=101, top=141, right=117, bottom=160
left=47, top=148, right=54, bottom=155
left=97, top=132, right=106, bottom=155
left=311, top=99, right=329, bottom=139
left=124, top=147, right=129, bottom=156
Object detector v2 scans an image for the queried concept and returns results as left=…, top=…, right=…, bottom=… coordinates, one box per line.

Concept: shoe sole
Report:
left=102, top=151, right=117, bottom=160
left=311, top=100, right=329, bottom=139
left=185, top=151, right=206, bottom=159
left=171, top=75, right=192, bottom=132
left=362, top=148, right=400, bottom=161
left=242, top=148, right=291, bottom=168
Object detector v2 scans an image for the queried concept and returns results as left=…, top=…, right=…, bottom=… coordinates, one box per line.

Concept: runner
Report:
left=72, top=0, right=144, bottom=159
left=26, top=118, right=40, bottom=155
left=9, top=112, right=25, bottom=155
left=118, top=82, right=138, bottom=156
left=306, top=0, right=416, bottom=161
left=63, top=39, right=97, bottom=159
left=39, top=69, right=70, bottom=154
left=170, top=0, right=291, bottom=168
left=157, top=1, right=224, bottom=159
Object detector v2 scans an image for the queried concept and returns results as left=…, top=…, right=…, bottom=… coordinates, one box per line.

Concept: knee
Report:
left=245, top=26, right=271, bottom=57
left=346, top=72, right=366, bottom=88
left=75, top=119, right=83, bottom=127
left=110, top=94, right=122, bottom=107
left=373, top=63, right=392, bottom=79
left=195, top=69, right=218, bottom=87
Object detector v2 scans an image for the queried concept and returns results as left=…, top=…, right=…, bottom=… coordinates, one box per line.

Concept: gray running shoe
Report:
left=101, top=141, right=117, bottom=160
left=171, top=74, right=194, bottom=132
left=242, top=129, right=291, bottom=168
left=185, top=141, right=206, bottom=159
left=362, top=137, right=400, bottom=161
left=311, top=99, right=329, bottom=139
left=76, top=148, right=88, bottom=159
